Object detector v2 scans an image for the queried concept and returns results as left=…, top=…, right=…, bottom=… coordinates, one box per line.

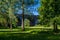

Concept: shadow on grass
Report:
left=0, top=29, right=60, bottom=40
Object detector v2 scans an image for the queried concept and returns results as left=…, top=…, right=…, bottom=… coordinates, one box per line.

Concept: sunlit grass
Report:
left=0, top=26, right=60, bottom=40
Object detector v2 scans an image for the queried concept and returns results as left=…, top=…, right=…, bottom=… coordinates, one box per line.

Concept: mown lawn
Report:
left=0, top=27, right=60, bottom=40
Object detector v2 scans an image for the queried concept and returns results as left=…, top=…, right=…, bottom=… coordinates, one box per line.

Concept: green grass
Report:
left=0, top=27, right=60, bottom=40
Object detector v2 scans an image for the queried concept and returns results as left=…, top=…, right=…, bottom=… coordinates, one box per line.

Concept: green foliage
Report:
left=0, top=0, right=35, bottom=28
left=24, top=19, right=30, bottom=27
left=39, top=0, right=60, bottom=26
left=0, top=28, right=60, bottom=40
left=0, top=0, right=18, bottom=27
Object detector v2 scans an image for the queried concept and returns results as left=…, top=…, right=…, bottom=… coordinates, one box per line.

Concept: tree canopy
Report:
left=39, top=0, right=60, bottom=32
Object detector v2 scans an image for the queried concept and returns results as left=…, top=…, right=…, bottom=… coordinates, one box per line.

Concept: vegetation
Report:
left=0, top=0, right=60, bottom=40
left=39, top=0, right=60, bottom=32
left=0, top=27, right=60, bottom=40
left=0, top=0, right=37, bottom=31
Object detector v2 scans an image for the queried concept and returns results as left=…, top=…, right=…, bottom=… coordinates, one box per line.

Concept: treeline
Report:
left=38, top=0, right=60, bottom=32
left=0, top=0, right=19, bottom=28
left=0, top=0, right=36, bottom=29
left=1, top=0, right=60, bottom=32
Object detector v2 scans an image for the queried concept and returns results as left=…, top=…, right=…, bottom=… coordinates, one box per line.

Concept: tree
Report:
left=0, top=0, right=39, bottom=31
left=21, top=0, right=25, bottom=31
left=0, top=0, right=17, bottom=29
left=39, top=0, right=60, bottom=32
left=21, top=0, right=35, bottom=31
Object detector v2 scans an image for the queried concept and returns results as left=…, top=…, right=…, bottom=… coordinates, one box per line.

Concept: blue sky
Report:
left=16, top=0, right=40, bottom=15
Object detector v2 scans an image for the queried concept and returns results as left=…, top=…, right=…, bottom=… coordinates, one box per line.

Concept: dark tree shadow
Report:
left=0, top=29, right=60, bottom=40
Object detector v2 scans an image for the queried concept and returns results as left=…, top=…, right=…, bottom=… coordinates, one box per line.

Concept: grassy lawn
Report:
left=0, top=27, right=60, bottom=40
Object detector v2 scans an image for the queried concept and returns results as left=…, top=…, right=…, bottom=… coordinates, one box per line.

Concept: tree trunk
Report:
left=21, top=14, right=25, bottom=31
left=21, top=0, right=25, bottom=31
left=10, top=18, right=12, bottom=31
left=53, top=20, right=58, bottom=32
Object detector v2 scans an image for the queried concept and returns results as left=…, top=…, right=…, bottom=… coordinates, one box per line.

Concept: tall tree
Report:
left=21, top=0, right=25, bottom=31
left=21, top=0, right=35, bottom=31
left=0, top=0, right=39, bottom=31
left=39, top=0, right=60, bottom=32
left=0, top=0, right=17, bottom=29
